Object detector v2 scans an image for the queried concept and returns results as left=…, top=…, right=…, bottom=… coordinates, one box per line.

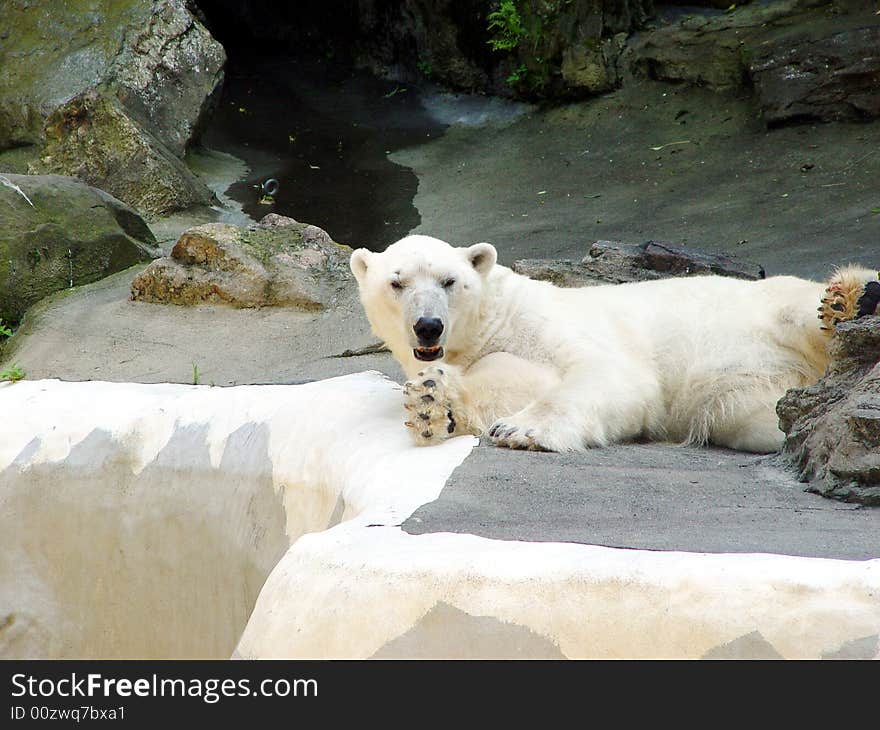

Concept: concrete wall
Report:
left=0, top=372, right=469, bottom=658
left=2, top=374, right=878, bottom=659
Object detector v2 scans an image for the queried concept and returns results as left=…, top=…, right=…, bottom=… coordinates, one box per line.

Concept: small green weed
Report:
left=506, top=63, right=528, bottom=85
left=1, top=364, right=25, bottom=382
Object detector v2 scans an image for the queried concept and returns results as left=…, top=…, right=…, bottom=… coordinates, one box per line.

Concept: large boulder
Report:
left=0, top=0, right=224, bottom=215
left=28, top=91, right=214, bottom=216
left=748, top=19, right=880, bottom=125
left=627, top=11, right=751, bottom=90
left=108, top=0, right=227, bottom=157
left=0, top=173, right=159, bottom=324
left=777, top=315, right=880, bottom=505
left=0, top=0, right=225, bottom=154
left=628, top=1, right=880, bottom=124
left=130, top=215, right=355, bottom=309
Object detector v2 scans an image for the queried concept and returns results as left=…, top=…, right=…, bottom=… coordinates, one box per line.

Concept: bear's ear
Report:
left=349, top=249, right=371, bottom=282
left=466, top=242, right=497, bottom=276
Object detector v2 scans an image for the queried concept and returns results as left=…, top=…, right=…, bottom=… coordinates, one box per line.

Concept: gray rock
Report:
left=0, top=0, right=224, bottom=155
left=511, top=259, right=604, bottom=288
left=627, top=14, right=748, bottom=90
left=111, top=0, right=226, bottom=157
left=585, top=240, right=765, bottom=281
left=513, top=240, right=764, bottom=287
left=777, top=316, right=880, bottom=505
left=350, top=0, right=652, bottom=97
left=628, top=0, right=880, bottom=125
left=748, top=22, right=880, bottom=125
left=28, top=91, right=214, bottom=216
left=131, top=217, right=355, bottom=310
left=0, top=173, right=159, bottom=324
left=561, top=34, right=629, bottom=95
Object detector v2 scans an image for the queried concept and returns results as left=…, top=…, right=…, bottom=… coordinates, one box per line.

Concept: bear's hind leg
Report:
left=708, top=389, right=786, bottom=454
left=819, top=265, right=880, bottom=331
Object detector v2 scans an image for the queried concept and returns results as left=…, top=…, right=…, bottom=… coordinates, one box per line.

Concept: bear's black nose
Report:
left=414, top=317, right=444, bottom=344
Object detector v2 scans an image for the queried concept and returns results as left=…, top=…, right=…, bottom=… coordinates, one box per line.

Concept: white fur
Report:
left=350, top=235, right=837, bottom=453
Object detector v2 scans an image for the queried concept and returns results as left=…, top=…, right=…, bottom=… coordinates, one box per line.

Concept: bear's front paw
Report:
left=403, top=365, right=458, bottom=446
left=487, top=408, right=594, bottom=452
left=487, top=417, right=550, bottom=451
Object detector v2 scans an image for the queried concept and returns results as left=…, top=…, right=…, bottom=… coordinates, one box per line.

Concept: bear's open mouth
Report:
left=414, top=346, right=444, bottom=361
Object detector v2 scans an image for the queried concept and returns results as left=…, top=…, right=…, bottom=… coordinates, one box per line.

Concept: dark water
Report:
left=201, top=58, right=447, bottom=251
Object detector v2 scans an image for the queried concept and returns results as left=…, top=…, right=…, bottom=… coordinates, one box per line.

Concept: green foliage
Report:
left=1, top=364, right=25, bottom=382
left=0, top=319, right=11, bottom=339
left=487, top=1, right=525, bottom=52
left=417, top=59, right=434, bottom=78
left=192, top=362, right=200, bottom=386
left=506, top=64, right=528, bottom=85
left=487, top=1, right=567, bottom=94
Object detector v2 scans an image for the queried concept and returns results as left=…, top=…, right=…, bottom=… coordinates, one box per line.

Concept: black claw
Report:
left=421, top=394, right=434, bottom=403
left=422, top=379, right=436, bottom=388
left=437, top=368, right=444, bottom=375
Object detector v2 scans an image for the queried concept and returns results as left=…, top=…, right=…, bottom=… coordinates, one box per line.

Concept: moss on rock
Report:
left=0, top=173, right=159, bottom=324
left=28, top=91, right=214, bottom=216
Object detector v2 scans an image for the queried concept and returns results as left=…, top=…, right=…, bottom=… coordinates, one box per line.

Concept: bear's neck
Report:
left=447, top=265, right=532, bottom=366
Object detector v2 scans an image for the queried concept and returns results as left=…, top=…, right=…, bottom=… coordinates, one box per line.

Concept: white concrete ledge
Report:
left=238, top=524, right=880, bottom=659
left=0, top=374, right=472, bottom=658
left=1, top=375, right=877, bottom=659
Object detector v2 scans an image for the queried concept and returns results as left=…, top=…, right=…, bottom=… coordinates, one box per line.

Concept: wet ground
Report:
left=201, top=58, right=880, bottom=280
left=394, top=81, right=880, bottom=280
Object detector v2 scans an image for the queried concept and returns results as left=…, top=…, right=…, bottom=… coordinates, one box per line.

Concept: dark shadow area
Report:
left=195, top=4, right=448, bottom=250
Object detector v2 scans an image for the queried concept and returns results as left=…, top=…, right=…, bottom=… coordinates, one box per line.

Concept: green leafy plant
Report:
left=0, top=319, right=11, bottom=338
left=487, top=1, right=525, bottom=52
left=192, top=362, right=200, bottom=385
left=506, top=63, right=528, bottom=85
left=1, top=364, right=25, bottom=382
left=417, top=59, right=434, bottom=78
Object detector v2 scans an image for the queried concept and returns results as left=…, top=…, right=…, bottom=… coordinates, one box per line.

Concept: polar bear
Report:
left=349, top=235, right=877, bottom=453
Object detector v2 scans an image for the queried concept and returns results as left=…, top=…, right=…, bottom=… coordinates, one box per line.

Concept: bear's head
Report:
left=350, top=235, right=497, bottom=369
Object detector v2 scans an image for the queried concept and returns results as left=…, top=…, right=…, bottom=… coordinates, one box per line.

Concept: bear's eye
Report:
left=442, top=278, right=456, bottom=289
left=390, top=280, right=403, bottom=291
